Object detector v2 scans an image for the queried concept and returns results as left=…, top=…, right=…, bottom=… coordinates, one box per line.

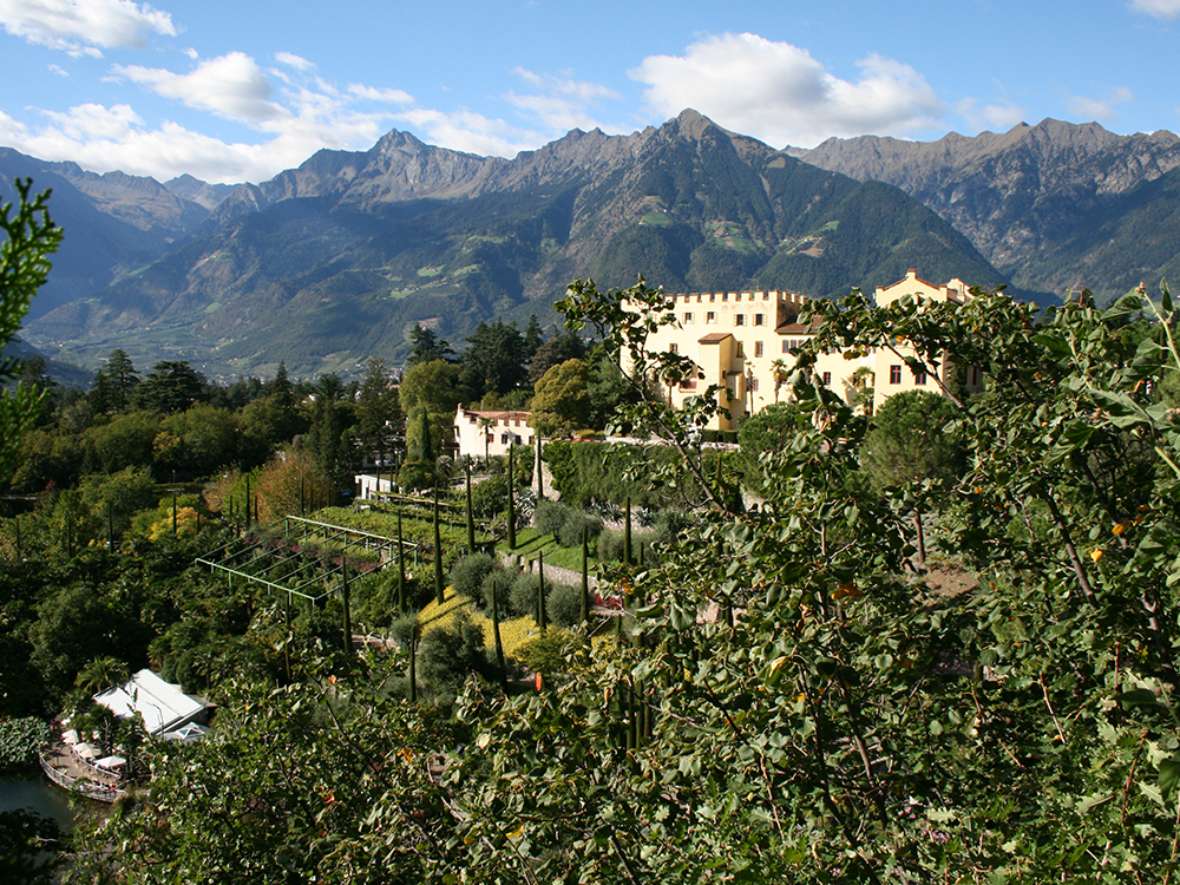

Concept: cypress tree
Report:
left=492, top=584, right=506, bottom=683
left=172, top=493, right=177, bottom=536
left=465, top=457, right=475, bottom=552
left=535, top=433, right=544, bottom=502
left=396, top=507, right=407, bottom=612
left=537, top=550, right=547, bottom=632
left=580, top=525, right=590, bottom=629
left=341, top=560, right=352, bottom=650
left=283, top=592, right=292, bottom=683
left=506, top=445, right=517, bottom=550
left=408, top=622, right=418, bottom=703
left=624, top=496, right=633, bottom=565
left=432, top=484, right=445, bottom=604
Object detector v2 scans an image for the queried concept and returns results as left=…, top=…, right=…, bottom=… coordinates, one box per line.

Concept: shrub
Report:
left=516, top=629, right=580, bottom=675
left=510, top=572, right=545, bottom=618
left=596, top=530, right=624, bottom=563
left=652, top=509, right=690, bottom=542
left=470, top=473, right=508, bottom=519
left=450, top=553, right=495, bottom=602
left=398, top=460, right=436, bottom=492
left=482, top=569, right=514, bottom=613
left=557, top=511, right=603, bottom=549
left=546, top=583, right=582, bottom=628
left=596, top=528, right=657, bottom=563
left=0, top=717, right=51, bottom=772
left=533, top=500, right=572, bottom=536
left=417, top=612, right=486, bottom=694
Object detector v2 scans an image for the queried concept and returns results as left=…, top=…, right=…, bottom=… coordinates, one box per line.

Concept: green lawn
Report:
left=497, top=527, right=598, bottom=573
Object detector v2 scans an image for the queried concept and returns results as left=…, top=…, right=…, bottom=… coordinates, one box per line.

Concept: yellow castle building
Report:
left=625, top=268, right=985, bottom=431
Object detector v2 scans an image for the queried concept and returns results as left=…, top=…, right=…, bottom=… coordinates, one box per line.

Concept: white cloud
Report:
left=275, top=51, right=314, bottom=72
left=47, top=62, right=68, bottom=77
left=1130, top=0, right=1180, bottom=18
left=630, top=33, right=943, bottom=148
left=505, top=67, right=620, bottom=132
left=348, top=83, right=414, bottom=104
left=957, top=98, right=1025, bottom=131
left=0, top=0, right=175, bottom=58
left=112, top=52, right=287, bottom=125
left=40, top=102, right=142, bottom=139
left=1068, top=86, right=1133, bottom=121
left=183, top=47, right=198, bottom=60
left=1, top=50, right=427, bottom=183
left=0, top=102, right=389, bottom=184
left=393, top=107, right=543, bottom=157
left=3, top=50, right=602, bottom=182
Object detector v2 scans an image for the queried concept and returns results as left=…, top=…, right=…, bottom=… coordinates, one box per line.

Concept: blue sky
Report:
left=0, top=0, right=1177, bottom=184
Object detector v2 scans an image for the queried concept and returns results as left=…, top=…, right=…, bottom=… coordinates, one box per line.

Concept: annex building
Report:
left=628, top=268, right=986, bottom=431
left=453, top=406, right=534, bottom=460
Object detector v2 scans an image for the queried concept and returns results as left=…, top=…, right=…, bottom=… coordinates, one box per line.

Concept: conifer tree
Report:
left=396, top=507, right=407, bottom=612
left=506, top=445, right=517, bottom=550
left=432, top=485, right=445, bottom=604
left=580, top=525, right=590, bottom=630
left=465, top=457, right=475, bottom=551
left=537, top=550, right=547, bottom=632
left=624, top=496, right=633, bottom=565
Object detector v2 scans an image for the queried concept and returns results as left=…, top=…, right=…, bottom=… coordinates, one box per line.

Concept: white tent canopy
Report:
left=94, top=755, right=126, bottom=771
left=93, top=669, right=208, bottom=737
left=74, top=742, right=97, bottom=760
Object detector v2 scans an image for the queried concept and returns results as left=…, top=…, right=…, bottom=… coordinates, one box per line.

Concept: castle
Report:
left=626, top=268, right=986, bottom=431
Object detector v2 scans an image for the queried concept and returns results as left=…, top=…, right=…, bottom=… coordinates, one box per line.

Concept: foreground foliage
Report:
left=73, top=279, right=1180, bottom=881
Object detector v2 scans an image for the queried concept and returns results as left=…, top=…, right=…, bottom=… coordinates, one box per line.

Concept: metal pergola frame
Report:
left=195, top=515, right=416, bottom=603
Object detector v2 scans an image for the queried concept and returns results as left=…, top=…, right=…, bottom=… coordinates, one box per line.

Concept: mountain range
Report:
left=795, top=119, right=1180, bottom=296
left=5, top=110, right=1178, bottom=379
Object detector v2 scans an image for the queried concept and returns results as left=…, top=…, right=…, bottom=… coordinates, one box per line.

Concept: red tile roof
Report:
left=698, top=332, right=733, bottom=344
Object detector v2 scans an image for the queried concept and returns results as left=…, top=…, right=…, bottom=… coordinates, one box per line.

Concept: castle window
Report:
left=735, top=314, right=745, bottom=326
left=913, top=367, right=927, bottom=385
left=754, top=341, right=764, bottom=357
left=669, top=343, right=678, bottom=354
left=683, top=312, right=693, bottom=323
left=889, top=365, right=902, bottom=384
left=822, top=372, right=832, bottom=386
left=754, top=313, right=764, bottom=326
left=706, top=311, right=716, bottom=323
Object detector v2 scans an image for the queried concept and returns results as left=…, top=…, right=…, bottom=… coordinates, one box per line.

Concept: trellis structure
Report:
left=195, top=516, right=416, bottom=663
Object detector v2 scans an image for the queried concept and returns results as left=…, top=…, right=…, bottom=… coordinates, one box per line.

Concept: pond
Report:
left=0, top=771, right=98, bottom=833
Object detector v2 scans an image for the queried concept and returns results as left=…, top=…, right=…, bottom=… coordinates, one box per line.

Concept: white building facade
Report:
left=625, top=268, right=988, bottom=430
left=453, top=407, right=534, bottom=460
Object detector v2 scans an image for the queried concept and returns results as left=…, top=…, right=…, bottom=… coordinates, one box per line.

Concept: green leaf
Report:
left=1159, top=757, right=1180, bottom=796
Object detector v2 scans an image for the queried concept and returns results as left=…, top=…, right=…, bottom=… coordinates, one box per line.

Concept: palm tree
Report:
left=478, top=417, right=494, bottom=463
left=74, top=656, right=129, bottom=695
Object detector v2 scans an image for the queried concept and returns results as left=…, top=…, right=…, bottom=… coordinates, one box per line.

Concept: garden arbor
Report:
left=195, top=515, right=415, bottom=657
